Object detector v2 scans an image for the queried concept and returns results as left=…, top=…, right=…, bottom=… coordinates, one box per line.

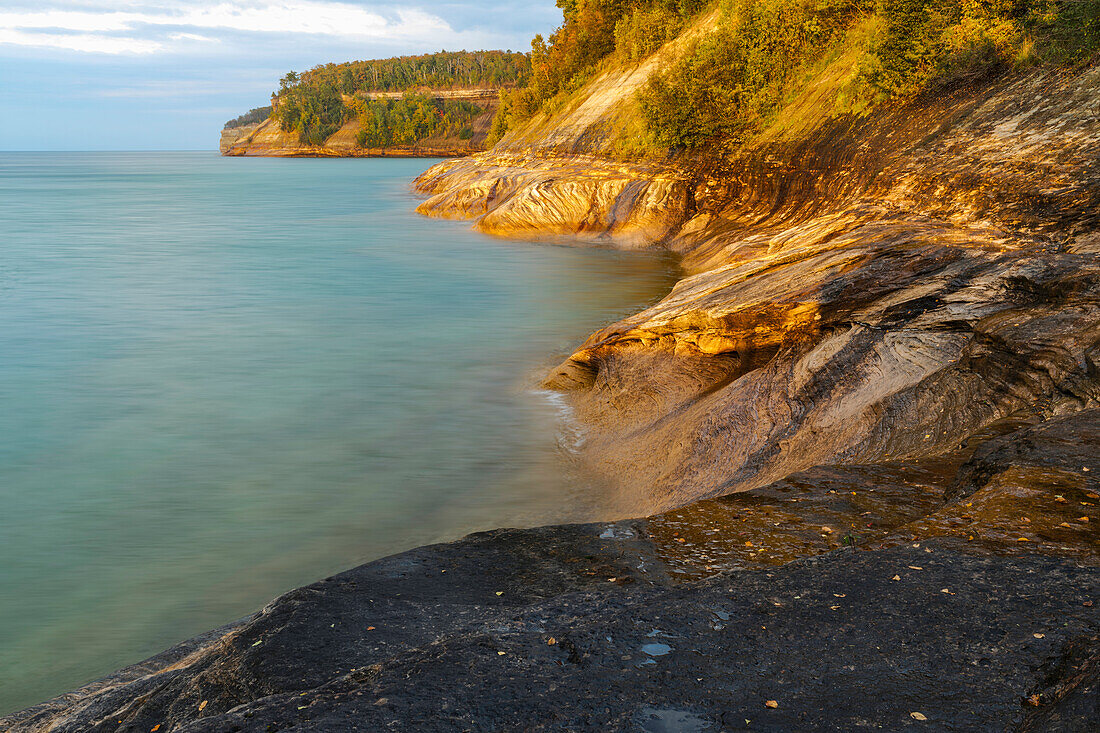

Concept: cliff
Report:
left=7, top=8, right=1100, bottom=730
left=417, top=59, right=1100, bottom=518
left=220, top=89, right=500, bottom=158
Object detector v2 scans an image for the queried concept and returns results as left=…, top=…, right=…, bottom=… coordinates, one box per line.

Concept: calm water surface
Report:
left=0, top=152, right=677, bottom=713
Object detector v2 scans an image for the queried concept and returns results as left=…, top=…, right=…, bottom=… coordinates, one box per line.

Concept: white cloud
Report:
left=167, top=32, right=219, bottom=42
left=0, top=2, right=471, bottom=54
left=0, top=27, right=162, bottom=54
left=95, top=78, right=267, bottom=97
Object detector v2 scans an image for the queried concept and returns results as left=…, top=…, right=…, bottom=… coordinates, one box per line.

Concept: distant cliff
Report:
left=220, top=50, right=528, bottom=157
left=220, top=89, right=500, bottom=157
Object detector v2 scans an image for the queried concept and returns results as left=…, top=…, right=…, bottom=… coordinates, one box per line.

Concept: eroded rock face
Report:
left=416, top=154, right=692, bottom=246
left=420, top=65, right=1100, bottom=516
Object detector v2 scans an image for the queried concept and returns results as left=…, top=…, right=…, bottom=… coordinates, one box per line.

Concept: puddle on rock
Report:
left=637, top=708, right=714, bottom=733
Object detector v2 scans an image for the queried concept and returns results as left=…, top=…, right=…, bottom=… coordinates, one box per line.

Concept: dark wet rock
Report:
left=947, top=410, right=1100, bottom=504
left=1018, top=634, right=1100, bottom=732
left=3, top=518, right=1098, bottom=732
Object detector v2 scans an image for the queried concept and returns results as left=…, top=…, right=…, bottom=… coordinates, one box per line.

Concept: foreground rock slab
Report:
left=4, top=524, right=1096, bottom=732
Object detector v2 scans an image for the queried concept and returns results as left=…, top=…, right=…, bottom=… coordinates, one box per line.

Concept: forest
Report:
left=353, top=95, right=482, bottom=148
left=488, top=0, right=1100, bottom=150
left=271, top=51, right=528, bottom=146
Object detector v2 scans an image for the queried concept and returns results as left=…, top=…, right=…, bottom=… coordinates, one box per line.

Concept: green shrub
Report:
left=866, top=0, right=1100, bottom=96
left=615, top=5, right=685, bottom=60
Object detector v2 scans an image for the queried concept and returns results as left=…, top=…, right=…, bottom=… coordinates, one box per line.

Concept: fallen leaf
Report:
left=941, top=588, right=954, bottom=595
left=1055, top=495, right=1068, bottom=503
left=497, top=651, right=506, bottom=656
left=495, top=591, right=504, bottom=595
left=910, top=712, right=928, bottom=721
left=745, top=541, right=753, bottom=547
left=1033, top=633, right=1045, bottom=638
left=908, top=566, right=923, bottom=571
left=1028, top=694, right=1041, bottom=706
left=547, top=637, right=557, bottom=645
left=151, top=726, right=161, bottom=732
left=830, top=605, right=841, bottom=610
left=367, top=626, right=376, bottom=631
left=1077, top=517, right=1090, bottom=523
left=1017, top=537, right=1030, bottom=542
left=1087, top=493, right=1099, bottom=499
left=892, top=575, right=901, bottom=581
left=821, top=526, right=834, bottom=534
left=765, top=700, right=779, bottom=709
left=198, top=700, right=208, bottom=711
left=834, top=593, right=846, bottom=598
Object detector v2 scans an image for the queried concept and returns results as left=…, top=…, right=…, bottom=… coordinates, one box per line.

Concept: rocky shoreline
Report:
left=5, top=57, right=1098, bottom=732
left=4, top=410, right=1097, bottom=731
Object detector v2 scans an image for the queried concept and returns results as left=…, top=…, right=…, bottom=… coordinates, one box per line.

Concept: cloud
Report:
left=0, top=2, right=481, bottom=55
left=167, top=32, right=219, bottom=42
left=0, top=28, right=162, bottom=54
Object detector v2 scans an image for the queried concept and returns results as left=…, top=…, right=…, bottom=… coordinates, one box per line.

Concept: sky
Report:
left=0, top=1, right=560, bottom=150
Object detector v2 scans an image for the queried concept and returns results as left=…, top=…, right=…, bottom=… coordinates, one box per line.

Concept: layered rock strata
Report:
left=418, top=64, right=1100, bottom=516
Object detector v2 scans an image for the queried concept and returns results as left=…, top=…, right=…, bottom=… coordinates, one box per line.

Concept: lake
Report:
left=0, top=152, right=677, bottom=713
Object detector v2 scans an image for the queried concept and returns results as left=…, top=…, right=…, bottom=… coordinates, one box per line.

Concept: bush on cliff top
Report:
left=224, top=106, right=272, bottom=130
left=640, top=0, right=865, bottom=149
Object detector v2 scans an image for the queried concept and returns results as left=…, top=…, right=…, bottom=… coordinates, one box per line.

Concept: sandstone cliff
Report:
left=417, top=62, right=1100, bottom=519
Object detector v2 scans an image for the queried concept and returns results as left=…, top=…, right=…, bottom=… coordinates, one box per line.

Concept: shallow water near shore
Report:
left=0, top=151, right=677, bottom=714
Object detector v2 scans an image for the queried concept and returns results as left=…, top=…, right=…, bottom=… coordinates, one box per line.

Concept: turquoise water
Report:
left=0, top=152, right=677, bottom=714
